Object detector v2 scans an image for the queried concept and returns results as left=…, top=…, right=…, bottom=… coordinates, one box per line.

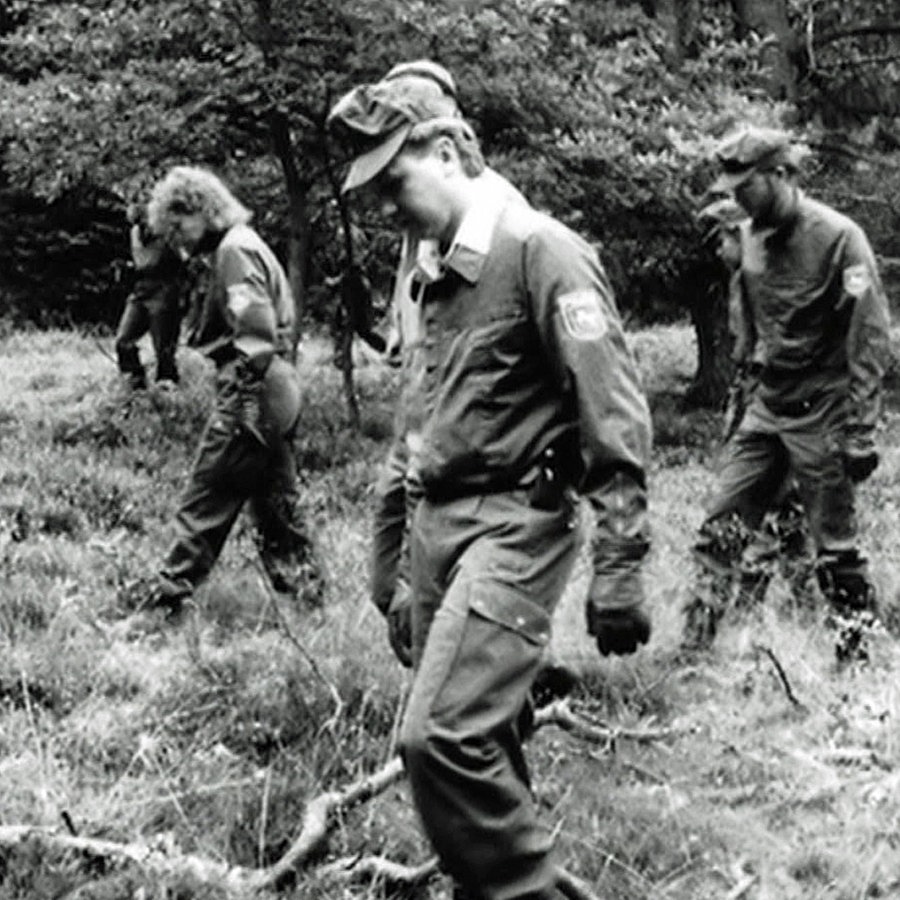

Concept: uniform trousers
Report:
left=160, top=370, right=311, bottom=595
left=401, top=489, right=577, bottom=900
left=696, top=391, right=871, bottom=609
left=115, top=280, right=181, bottom=384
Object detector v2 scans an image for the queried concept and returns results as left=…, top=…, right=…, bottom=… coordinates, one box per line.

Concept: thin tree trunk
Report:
left=729, top=0, right=798, bottom=100
left=269, top=110, right=311, bottom=338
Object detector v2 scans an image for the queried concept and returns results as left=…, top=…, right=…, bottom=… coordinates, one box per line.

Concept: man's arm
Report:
left=525, top=219, right=653, bottom=655
left=841, top=227, right=891, bottom=480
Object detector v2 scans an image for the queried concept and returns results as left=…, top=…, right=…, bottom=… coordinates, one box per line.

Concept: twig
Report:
left=246, top=755, right=405, bottom=889
left=317, top=853, right=440, bottom=887
left=257, top=765, right=272, bottom=868
left=752, top=642, right=805, bottom=709
left=255, top=562, right=344, bottom=723
left=534, top=700, right=676, bottom=745
left=725, top=871, right=758, bottom=899
left=556, top=864, right=603, bottom=900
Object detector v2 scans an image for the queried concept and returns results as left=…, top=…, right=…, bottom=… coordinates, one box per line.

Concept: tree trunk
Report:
left=684, top=264, right=734, bottom=409
left=646, top=0, right=701, bottom=65
left=269, top=110, right=311, bottom=338
left=729, top=0, right=798, bottom=100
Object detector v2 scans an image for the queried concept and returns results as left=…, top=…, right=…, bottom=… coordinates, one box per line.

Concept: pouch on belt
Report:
left=262, top=356, right=301, bottom=435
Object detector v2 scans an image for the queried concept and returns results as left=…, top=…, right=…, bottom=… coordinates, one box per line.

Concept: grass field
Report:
left=1, top=322, right=900, bottom=899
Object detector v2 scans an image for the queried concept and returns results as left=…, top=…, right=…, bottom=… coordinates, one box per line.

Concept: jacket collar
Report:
left=440, top=185, right=507, bottom=284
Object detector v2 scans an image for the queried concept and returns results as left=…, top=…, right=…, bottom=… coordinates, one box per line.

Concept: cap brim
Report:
left=710, top=167, right=754, bottom=194
left=341, top=124, right=412, bottom=193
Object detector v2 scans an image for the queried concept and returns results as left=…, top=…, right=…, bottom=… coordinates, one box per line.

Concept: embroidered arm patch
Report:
left=843, top=264, right=872, bottom=298
left=558, top=290, right=608, bottom=341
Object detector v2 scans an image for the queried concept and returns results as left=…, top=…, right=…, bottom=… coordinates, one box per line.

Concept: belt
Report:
left=761, top=391, right=827, bottom=417
left=425, top=449, right=566, bottom=509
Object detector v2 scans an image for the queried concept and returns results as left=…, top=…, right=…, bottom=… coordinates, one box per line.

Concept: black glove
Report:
left=843, top=430, right=879, bottom=483
left=386, top=596, right=413, bottom=668
left=587, top=605, right=651, bottom=656
left=586, top=567, right=651, bottom=656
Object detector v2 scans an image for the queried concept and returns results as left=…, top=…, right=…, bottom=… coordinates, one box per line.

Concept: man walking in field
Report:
left=686, top=125, right=891, bottom=662
left=115, top=201, right=186, bottom=388
left=349, top=61, right=526, bottom=667
left=123, top=166, right=322, bottom=621
left=329, top=66, right=653, bottom=900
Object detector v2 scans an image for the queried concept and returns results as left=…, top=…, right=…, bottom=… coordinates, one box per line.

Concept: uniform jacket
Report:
left=732, top=191, right=890, bottom=432
left=191, top=223, right=297, bottom=370
left=407, top=191, right=652, bottom=557
left=191, top=223, right=300, bottom=435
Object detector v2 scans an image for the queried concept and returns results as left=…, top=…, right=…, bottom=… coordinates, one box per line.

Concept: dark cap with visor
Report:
left=710, top=125, right=799, bottom=193
left=328, top=61, right=461, bottom=193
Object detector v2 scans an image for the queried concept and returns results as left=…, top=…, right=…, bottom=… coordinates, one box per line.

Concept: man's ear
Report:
left=434, top=135, right=457, bottom=167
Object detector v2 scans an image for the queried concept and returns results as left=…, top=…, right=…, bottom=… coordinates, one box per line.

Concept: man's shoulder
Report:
left=219, top=222, right=260, bottom=252
left=799, top=194, right=867, bottom=241
left=496, top=203, right=584, bottom=251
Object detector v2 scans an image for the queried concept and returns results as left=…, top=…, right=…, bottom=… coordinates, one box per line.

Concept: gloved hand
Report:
left=386, top=595, right=413, bottom=668
left=842, top=430, right=879, bottom=483
left=586, top=569, right=651, bottom=656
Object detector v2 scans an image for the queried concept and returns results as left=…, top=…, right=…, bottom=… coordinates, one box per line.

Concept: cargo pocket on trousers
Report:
left=428, top=580, right=552, bottom=728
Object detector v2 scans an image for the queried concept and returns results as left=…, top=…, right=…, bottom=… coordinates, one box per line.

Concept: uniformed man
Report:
left=329, top=70, right=653, bottom=900
left=686, top=126, right=891, bottom=661
left=343, top=61, right=527, bottom=667
left=115, top=201, right=186, bottom=388
left=124, top=166, right=322, bottom=619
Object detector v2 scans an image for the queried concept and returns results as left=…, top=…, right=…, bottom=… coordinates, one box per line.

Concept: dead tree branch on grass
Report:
left=0, top=701, right=657, bottom=897
left=535, top=699, right=677, bottom=746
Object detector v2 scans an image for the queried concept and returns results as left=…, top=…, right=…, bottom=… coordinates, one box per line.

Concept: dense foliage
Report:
left=0, top=0, right=897, bottom=397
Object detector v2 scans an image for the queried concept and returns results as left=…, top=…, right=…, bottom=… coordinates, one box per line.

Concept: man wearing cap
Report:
left=686, top=125, right=891, bottom=661
left=339, top=61, right=527, bottom=666
left=115, top=201, right=187, bottom=389
left=121, top=166, right=322, bottom=622
left=329, top=67, right=653, bottom=900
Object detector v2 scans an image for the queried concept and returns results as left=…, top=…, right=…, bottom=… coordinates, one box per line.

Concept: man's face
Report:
left=370, top=143, right=455, bottom=242
left=167, top=211, right=208, bottom=258
left=733, top=170, right=776, bottom=221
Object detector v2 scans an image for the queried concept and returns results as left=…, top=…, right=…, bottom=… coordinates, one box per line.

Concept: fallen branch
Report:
left=0, top=701, right=643, bottom=895
left=317, top=853, right=440, bottom=887
left=535, top=700, right=676, bottom=746
left=249, top=755, right=405, bottom=889
left=556, top=863, right=603, bottom=900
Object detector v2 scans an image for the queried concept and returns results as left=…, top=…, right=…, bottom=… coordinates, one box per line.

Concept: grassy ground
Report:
left=1, top=323, right=900, bottom=899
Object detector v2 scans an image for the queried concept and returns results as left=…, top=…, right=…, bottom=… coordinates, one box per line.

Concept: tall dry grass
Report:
left=0, top=323, right=899, bottom=899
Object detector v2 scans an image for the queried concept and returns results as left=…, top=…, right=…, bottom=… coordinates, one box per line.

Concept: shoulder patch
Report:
left=843, top=264, right=872, bottom=298
left=558, top=290, right=608, bottom=341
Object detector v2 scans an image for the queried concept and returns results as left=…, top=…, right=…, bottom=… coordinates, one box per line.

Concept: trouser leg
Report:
left=685, top=427, right=788, bottom=648
left=147, top=294, right=181, bottom=383
left=160, top=408, right=262, bottom=591
left=369, top=439, right=409, bottom=614
left=249, top=433, right=323, bottom=605
left=402, top=492, right=576, bottom=900
left=115, top=297, right=149, bottom=387
left=784, top=400, right=877, bottom=660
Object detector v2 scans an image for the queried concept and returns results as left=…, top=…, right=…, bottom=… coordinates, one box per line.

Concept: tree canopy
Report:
left=1, top=0, right=898, bottom=401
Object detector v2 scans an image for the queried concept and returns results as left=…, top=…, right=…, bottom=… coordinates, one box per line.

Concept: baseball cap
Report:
left=383, top=59, right=457, bottom=97
left=328, top=63, right=461, bottom=193
left=710, top=125, right=797, bottom=193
